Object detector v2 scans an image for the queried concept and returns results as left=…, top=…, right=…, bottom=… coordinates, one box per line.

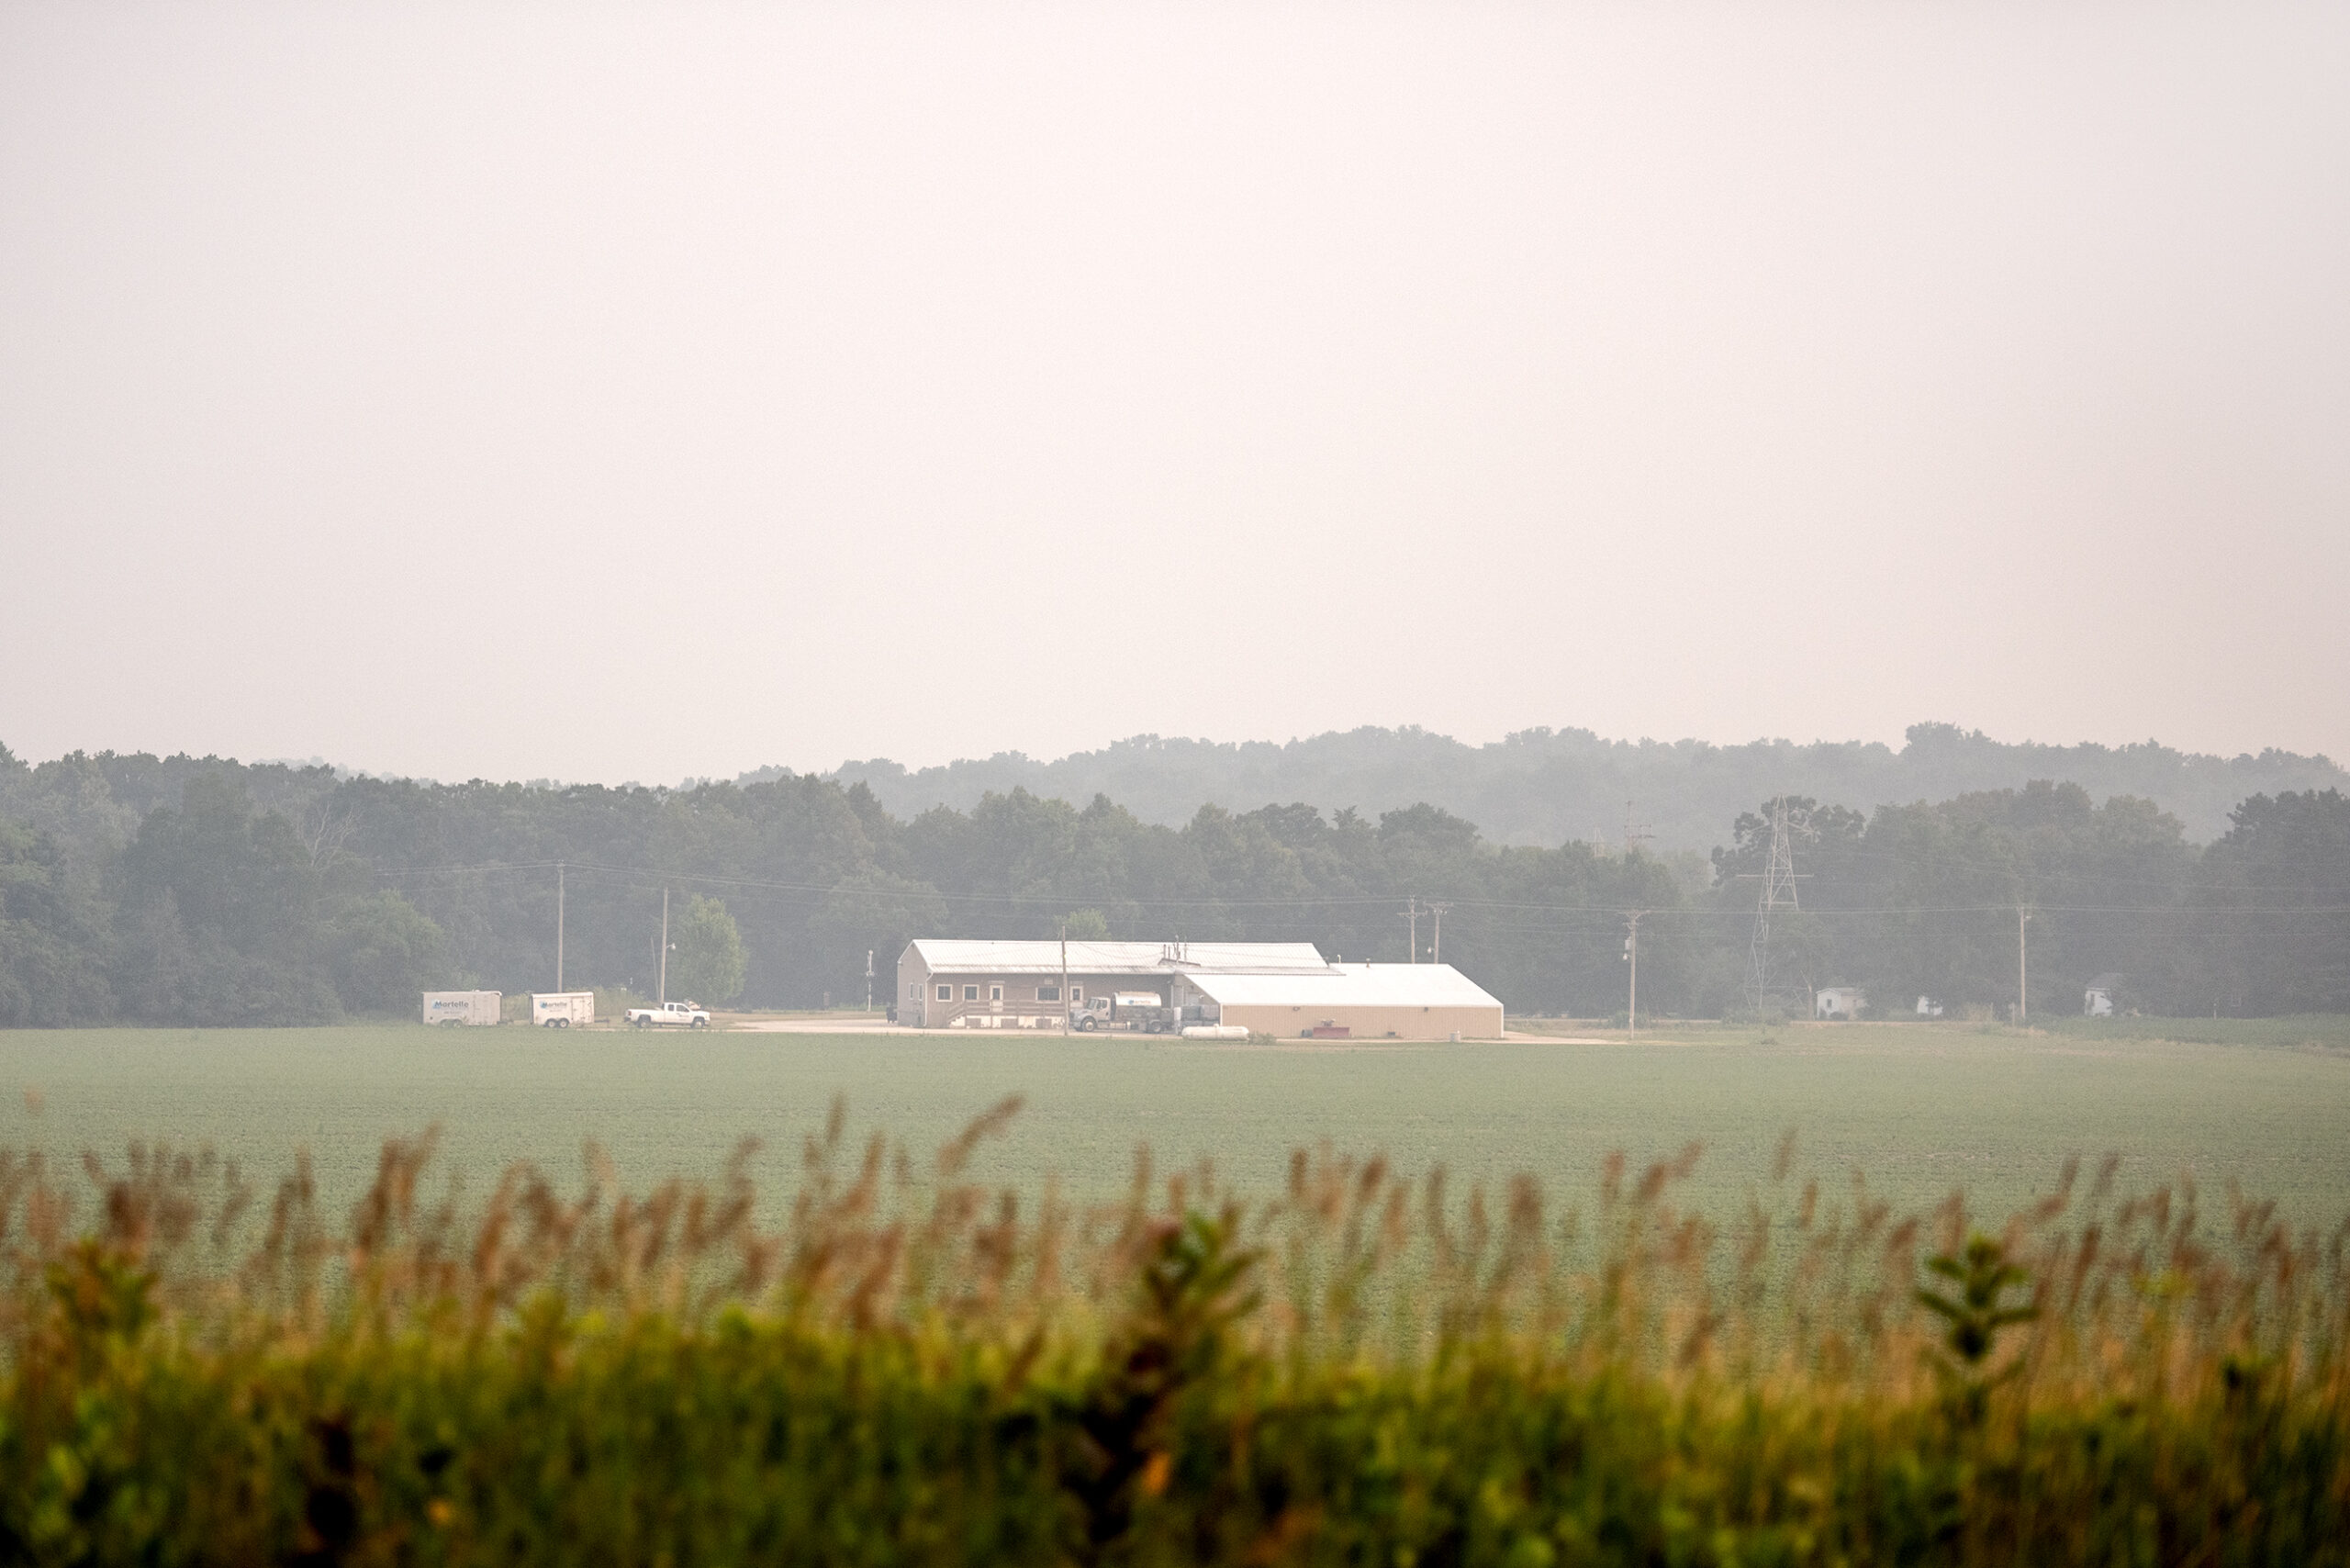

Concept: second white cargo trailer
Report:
left=531, top=991, right=596, bottom=1028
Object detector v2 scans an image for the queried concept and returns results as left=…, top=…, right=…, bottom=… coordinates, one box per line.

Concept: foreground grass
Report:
left=3, top=1107, right=2347, bottom=1566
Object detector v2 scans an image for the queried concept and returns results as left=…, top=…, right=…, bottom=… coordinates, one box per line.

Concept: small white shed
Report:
left=1814, top=986, right=1866, bottom=1020
left=2084, top=974, right=2123, bottom=1017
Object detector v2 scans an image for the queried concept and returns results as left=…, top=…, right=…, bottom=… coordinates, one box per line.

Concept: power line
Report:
left=364, top=857, right=2350, bottom=921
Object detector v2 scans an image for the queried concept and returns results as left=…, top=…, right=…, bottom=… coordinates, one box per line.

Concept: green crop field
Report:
left=4, top=1019, right=2347, bottom=1226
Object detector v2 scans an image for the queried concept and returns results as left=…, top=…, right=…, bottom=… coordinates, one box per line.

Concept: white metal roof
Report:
left=1187, top=963, right=1503, bottom=1011
left=904, top=939, right=1332, bottom=977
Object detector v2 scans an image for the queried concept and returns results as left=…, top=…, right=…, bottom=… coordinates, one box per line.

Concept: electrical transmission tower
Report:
left=1743, top=797, right=1811, bottom=1012
left=1621, top=801, right=1652, bottom=859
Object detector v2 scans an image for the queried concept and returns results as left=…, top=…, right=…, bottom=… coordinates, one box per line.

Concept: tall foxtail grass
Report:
left=1, top=1100, right=2344, bottom=1565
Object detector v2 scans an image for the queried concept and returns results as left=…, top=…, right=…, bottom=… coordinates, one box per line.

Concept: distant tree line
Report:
left=1, top=741, right=2344, bottom=1026
left=1704, top=782, right=2349, bottom=1019
left=813, top=722, right=2347, bottom=851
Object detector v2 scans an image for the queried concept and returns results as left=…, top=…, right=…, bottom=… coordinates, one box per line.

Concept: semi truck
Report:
left=1071, top=991, right=1169, bottom=1032
left=1069, top=993, right=1244, bottom=1037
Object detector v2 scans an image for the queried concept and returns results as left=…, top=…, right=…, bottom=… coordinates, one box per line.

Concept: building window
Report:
left=990, top=985, right=1002, bottom=1002
left=1071, top=987, right=1083, bottom=1002
left=936, top=984, right=951, bottom=1001
left=1037, top=985, right=1061, bottom=1002
left=963, top=985, right=979, bottom=1002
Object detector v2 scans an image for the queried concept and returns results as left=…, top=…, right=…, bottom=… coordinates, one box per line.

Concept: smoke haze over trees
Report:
left=1, top=731, right=2344, bottom=1027
left=801, top=722, right=2344, bottom=850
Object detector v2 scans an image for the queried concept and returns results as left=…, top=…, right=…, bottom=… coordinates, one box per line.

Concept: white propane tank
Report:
left=1180, top=1024, right=1251, bottom=1040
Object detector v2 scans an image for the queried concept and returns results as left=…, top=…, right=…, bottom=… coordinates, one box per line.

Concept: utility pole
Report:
left=864, top=949, right=874, bottom=1014
left=1060, top=924, right=1070, bottom=1035
left=2018, top=906, right=2031, bottom=1025
left=1623, top=911, right=1647, bottom=1038
left=1401, top=896, right=1421, bottom=963
left=658, top=887, right=669, bottom=1004
left=555, top=861, right=565, bottom=991
left=1428, top=902, right=1451, bottom=965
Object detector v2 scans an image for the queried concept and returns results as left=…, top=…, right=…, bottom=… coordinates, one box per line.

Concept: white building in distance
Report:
left=896, top=939, right=1504, bottom=1040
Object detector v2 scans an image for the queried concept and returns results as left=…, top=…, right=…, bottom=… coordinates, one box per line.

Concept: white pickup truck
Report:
left=624, top=1001, right=711, bottom=1028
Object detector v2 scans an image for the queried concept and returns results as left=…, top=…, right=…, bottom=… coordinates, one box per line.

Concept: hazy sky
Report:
left=4, top=1, right=2344, bottom=784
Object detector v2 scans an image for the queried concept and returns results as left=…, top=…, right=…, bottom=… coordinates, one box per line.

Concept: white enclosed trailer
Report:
left=531, top=991, right=596, bottom=1028
left=422, top=990, right=502, bottom=1026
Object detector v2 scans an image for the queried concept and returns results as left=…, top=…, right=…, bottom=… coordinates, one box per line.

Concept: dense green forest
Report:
left=810, top=722, right=2346, bottom=849
left=1, top=741, right=2344, bottom=1026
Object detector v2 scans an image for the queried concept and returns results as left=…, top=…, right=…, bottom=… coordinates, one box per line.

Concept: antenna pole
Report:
left=659, top=887, right=669, bottom=1004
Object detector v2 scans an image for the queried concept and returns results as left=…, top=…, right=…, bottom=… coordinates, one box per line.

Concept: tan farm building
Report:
left=1187, top=963, right=1503, bottom=1040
